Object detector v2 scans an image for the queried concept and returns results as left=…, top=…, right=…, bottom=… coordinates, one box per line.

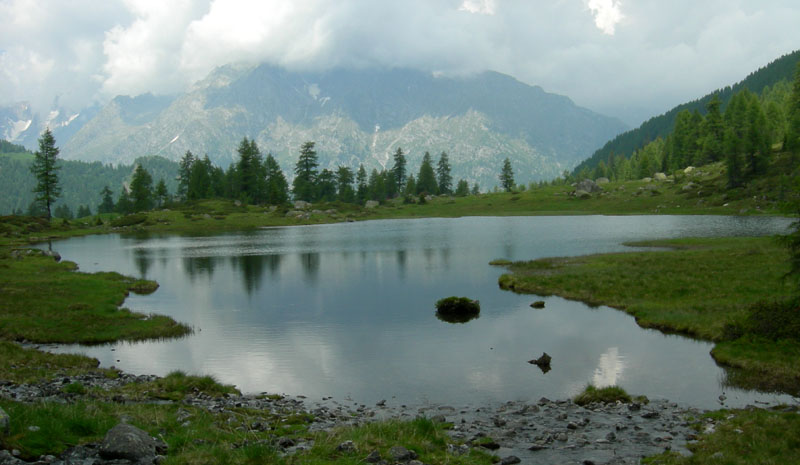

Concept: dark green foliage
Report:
left=499, top=158, right=514, bottom=192
left=471, top=183, right=480, bottom=195
left=404, top=174, right=417, bottom=197
left=435, top=296, right=480, bottom=319
left=98, top=186, right=114, bottom=214
left=436, top=151, right=452, bottom=194
left=114, top=190, right=133, bottom=215
left=367, top=168, right=387, bottom=201
left=416, top=152, right=438, bottom=195
left=129, top=165, right=154, bottom=212
left=574, top=50, right=800, bottom=175
left=30, top=129, right=61, bottom=219
left=455, top=179, right=469, bottom=196
left=53, top=204, right=73, bottom=220
left=356, top=164, right=368, bottom=204
left=391, top=147, right=407, bottom=191
left=154, top=179, right=168, bottom=207
left=293, top=141, right=319, bottom=202
left=700, top=94, right=725, bottom=163
left=335, top=165, right=355, bottom=203
left=177, top=150, right=195, bottom=199
left=573, top=385, right=633, bottom=406
left=317, top=169, right=337, bottom=201
left=787, top=62, right=800, bottom=154
left=76, top=205, right=91, bottom=218
left=0, top=140, right=28, bottom=154
left=264, top=154, right=289, bottom=205
left=742, top=298, right=800, bottom=341
left=235, top=137, right=263, bottom=203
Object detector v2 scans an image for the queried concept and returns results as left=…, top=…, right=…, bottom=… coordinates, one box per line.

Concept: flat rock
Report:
left=99, top=423, right=165, bottom=463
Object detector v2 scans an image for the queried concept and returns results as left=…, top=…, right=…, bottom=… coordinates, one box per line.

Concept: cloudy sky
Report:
left=1, top=0, right=799, bottom=125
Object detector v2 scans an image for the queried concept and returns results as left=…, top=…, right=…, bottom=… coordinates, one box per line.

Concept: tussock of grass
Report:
left=120, top=370, right=239, bottom=401
left=573, top=385, right=633, bottom=406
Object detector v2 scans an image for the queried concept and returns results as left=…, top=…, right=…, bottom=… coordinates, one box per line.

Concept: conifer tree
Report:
left=787, top=61, right=800, bottom=155
left=391, top=147, right=407, bottom=192
left=356, top=164, right=368, bottom=204
left=499, top=158, right=515, bottom=192
left=98, top=185, right=115, bottom=214
left=264, top=154, right=289, bottom=205
left=436, top=151, right=452, bottom=194
left=155, top=178, right=169, bottom=207
left=700, top=94, right=725, bottom=164
left=236, top=138, right=263, bottom=203
left=336, top=166, right=355, bottom=203
left=416, top=152, right=438, bottom=195
left=129, top=164, right=154, bottom=211
left=30, top=128, right=61, bottom=219
left=293, top=141, right=319, bottom=202
left=177, top=151, right=195, bottom=199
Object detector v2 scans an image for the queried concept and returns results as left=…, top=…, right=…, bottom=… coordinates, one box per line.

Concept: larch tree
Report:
left=293, top=141, right=319, bottom=202
left=499, top=158, right=515, bottom=192
left=30, top=128, right=61, bottom=219
left=391, top=147, right=407, bottom=192
left=416, top=152, right=438, bottom=195
left=436, top=151, right=453, bottom=195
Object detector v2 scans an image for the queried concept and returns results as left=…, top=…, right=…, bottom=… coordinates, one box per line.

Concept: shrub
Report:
left=435, top=297, right=480, bottom=318
left=573, top=385, right=633, bottom=406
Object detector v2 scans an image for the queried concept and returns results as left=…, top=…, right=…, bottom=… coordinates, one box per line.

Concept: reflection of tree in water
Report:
left=396, top=249, right=407, bottom=279
left=133, top=248, right=152, bottom=279
left=721, top=365, right=800, bottom=398
left=299, top=252, right=320, bottom=283
left=231, top=255, right=268, bottom=295
left=183, top=256, right=218, bottom=282
left=439, top=246, right=450, bottom=270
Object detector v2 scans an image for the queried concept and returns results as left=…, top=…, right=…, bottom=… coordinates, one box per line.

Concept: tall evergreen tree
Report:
left=356, top=164, right=368, bottom=204
left=236, top=138, right=263, bottom=203
left=155, top=178, right=169, bottom=207
left=30, top=128, right=61, bottom=219
left=787, top=61, right=800, bottom=155
left=317, top=169, right=337, bottom=201
left=177, top=150, right=195, bottom=199
left=115, top=189, right=133, bottom=215
left=336, top=166, right=355, bottom=203
left=293, top=141, right=319, bottom=202
left=416, top=152, right=438, bottom=195
left=700, top=94, right=725, bottom=164
left=499, top=158, right=515, bottom=192
left=455, top=179, right=469, bottom=197
left=436, top=151, right=453, bottom=194
left=264, top=154, right=289, bottom=205
left=391, top=147, right=407, bottom=192
left=129, top=164, right=154, bottom=211
left=744, top=95, right=770, bottom=179
left=98, top=185, right=115, bottom=214
left=187, top=156, right=211, bottom=200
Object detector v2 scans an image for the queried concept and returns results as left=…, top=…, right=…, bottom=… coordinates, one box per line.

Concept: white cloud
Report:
left=2, top=0, right=800, bottom=126
left=586, top=0, right=624, bottom=35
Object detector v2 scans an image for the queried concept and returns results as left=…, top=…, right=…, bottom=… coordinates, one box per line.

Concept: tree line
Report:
left=573, top=61, right=800, bottom=188
left=25, top=131, right=521, bottom=218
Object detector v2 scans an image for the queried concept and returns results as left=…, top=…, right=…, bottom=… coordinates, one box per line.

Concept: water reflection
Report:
left=41, top=216, right=798, bottom=409
left=593, top=347, right=625, bottom=387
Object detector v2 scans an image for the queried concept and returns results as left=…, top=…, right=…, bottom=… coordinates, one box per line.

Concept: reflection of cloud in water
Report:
left=593, top=347, right=625, bottom=387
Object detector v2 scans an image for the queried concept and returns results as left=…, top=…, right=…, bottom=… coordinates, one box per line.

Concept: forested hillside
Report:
left=574, top=49, right=800, bottom=175
left=0, top=144, right=178, bottom=216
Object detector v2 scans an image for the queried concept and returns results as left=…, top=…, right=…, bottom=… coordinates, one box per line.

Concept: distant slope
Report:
left=573, top=49, right=800, bottom=175
left=0, top=150, right=178, bottom=215
left=61, top=66, right=627, bottom=189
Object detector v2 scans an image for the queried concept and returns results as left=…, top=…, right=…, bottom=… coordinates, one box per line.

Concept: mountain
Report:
left=59, top=65, right=626, bottom=189
left=0, top=101, right=99, bottom=150
left=573, top=49, right=800, bottom=175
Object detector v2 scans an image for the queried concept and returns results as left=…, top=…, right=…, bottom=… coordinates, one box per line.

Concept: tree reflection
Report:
left=183, top=256, right=218, bottom=282
left=299, top=252, right=320, bottom=283
left=133, top=248, right=152, bottom=279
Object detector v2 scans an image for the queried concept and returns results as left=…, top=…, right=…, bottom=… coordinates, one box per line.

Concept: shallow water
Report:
left=43, top=215, right=797, bottom=409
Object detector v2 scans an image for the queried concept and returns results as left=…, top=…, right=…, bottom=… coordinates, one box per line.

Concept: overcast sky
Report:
left=1, top=0, right=799, bottom=126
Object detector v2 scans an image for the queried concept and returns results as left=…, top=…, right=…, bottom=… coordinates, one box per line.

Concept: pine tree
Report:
left=436, top=151, right=452, bottom=194
left=155, top=178, right=169, bottom=207
left=264, top=154, right=289, bottom=205
left=188, top=156, right=212, bottom=200
left=787, top=61, right=800, bottom=155
left=336, top=166, right=355, bottom=203
left=98, top=185, right=115, bottom=214
left=237, top=138, right=263, bottom=203
left=391, top=147, right=407, bottom=192
left=177, top=151, right=195, bottom=199
left=293, top=141, right=319, bottom=202
left=115, top=189, right=133, bottom=215
left=77, top=205, right=92, bottom=218
left=317, top=169, right=337, bottom=201
left=356, top=164, right=368, bottom=204
left=129, top=164, right=154, bottom=211
left=499, top=158, right=515, bottom=192
left=455, top=179, right=469, bottom=196
left=30, top=128, right=61, bottom=219
left=700, top=94, right=725, bottom=164
left=404, top=174, right=417, bottom=197
left=416, top=152, right=438, bottom=195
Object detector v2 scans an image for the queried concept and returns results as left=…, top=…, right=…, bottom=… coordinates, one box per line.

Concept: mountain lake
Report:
left=40, top=215, right=798, bottom=410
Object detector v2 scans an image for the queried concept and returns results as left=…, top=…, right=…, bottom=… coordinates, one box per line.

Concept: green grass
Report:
left=495, top=236, right=799, bottom=388
left=0, top=248, right=191, bottom=344
left=572, top=385, right=634, bottom=406
left=0, top=341, right=115, bottom=384
left=0, top=400, right=490, bottom=465
left=118, top=370, right=240, bottom=401
left=644, top=408, right=800, bottom=465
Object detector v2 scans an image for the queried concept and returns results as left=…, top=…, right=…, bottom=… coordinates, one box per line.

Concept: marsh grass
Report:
left=0, top=250, right=190, bottom=344
left=0, top=341, right=112, bottom=384
left=496, top=236, right=799, bottom=389
left=573, top=385, right=633, bottom=406
left=119, top=370, right=240, bottom=401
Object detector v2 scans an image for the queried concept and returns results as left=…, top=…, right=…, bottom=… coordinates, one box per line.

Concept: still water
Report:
left=44, top=215, right=796, bottom=409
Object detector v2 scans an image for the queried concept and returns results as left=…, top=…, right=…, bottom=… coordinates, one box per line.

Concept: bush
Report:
left=573, top=385, right=633, bottom=406
left=744, top=298, right=800, bottom=341
left=435, top=297, right=480, bottom=318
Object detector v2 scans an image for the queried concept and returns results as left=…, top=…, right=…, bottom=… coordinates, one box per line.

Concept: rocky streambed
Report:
left=0, top=370, right=716, bottom=465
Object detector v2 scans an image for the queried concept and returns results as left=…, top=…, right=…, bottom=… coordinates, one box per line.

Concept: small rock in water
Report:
left=530, top=301, right=545, bottom=309
left=500, top=456, right=521, bottom=465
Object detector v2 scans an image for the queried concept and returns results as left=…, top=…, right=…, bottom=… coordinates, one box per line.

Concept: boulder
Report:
left=684, top=166, right=695, bottom=174
left=234, top=200, right=242, bottom=207
left=576, top=179, right=602, bottom=193
left=530, top=301, right=546, bottom=309
left=654, top=172, right=667, bottom=181
left=389, top=446, right=417, bottom=462
left=528, top=352, right=552, bottom=370
left=435, top=297, right=480, bottom=323
left=99, top=423, right=166, bottom=464
left=682, top=182, right=698, bottom=191
left=595, top=177, right=610, bottom=184
left=294, top=200, right=311, bottom=210
left=365, top=200, right=380, bottom=209
left=575, top=190, right=591, bottom=199
left=641, top=177, right=652, bottom=183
